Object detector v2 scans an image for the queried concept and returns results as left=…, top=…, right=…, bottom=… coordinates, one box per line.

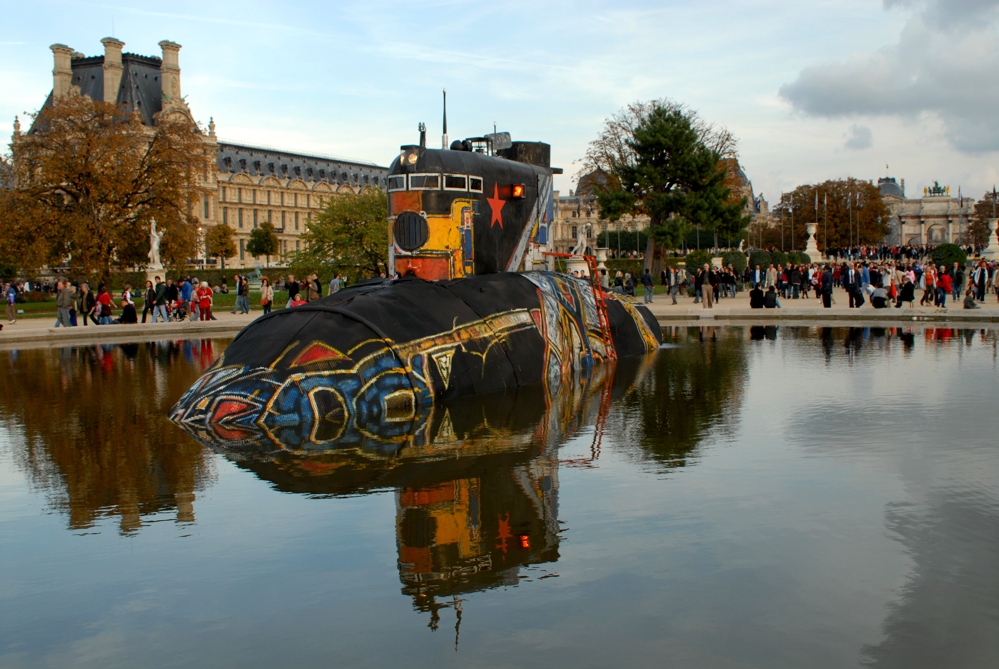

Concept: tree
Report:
left=203, top=224, right=237, bottom=269
left=0, top=93, right=204, bottom=282
left=582, top=99, right=748, bottom=275
left=246, top=221, right=279, bottom=267
left=771, top=179, right=889, bottom=252
left=289, top=188, right=388, bottom=282
left=969, top=190, right=998, bottom=249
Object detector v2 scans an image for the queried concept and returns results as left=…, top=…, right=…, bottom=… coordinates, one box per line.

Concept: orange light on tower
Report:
left=511, top=184, right=525, bottom=199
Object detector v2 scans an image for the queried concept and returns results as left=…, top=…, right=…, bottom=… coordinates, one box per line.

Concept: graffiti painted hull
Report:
left=169, top=271, right=661, bottom=447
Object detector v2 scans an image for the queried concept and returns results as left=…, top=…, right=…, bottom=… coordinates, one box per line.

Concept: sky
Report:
left=2, top=0, right=998, bottom=203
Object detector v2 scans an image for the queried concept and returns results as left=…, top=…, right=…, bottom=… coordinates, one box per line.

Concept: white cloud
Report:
left=780, top=2, right=999, bottom=153
left=844, top=124, right=873, bottom=151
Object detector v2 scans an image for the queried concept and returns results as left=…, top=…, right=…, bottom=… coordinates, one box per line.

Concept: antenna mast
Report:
left=442, top=88, right=448, bottom=149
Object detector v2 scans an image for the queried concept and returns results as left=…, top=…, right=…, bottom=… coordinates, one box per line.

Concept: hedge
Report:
left=684, top=250, right=713, bottom=272
left=931, top=243, right=968, bottom=268
left=748, top=250, right=771, bottom=270
left=721, top=251, right=747, bottom=273
left=604, top=258, right=645, bottom=277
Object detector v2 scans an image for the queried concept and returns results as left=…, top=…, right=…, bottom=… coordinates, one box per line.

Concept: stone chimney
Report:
left=159, top=40, right=182, bottom=101
left=50, top=44, right=74, bottom=98
left=101, top=37, right=125, bottom=104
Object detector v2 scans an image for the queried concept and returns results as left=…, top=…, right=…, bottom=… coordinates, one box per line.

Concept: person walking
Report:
left=937, top=271, right=952, bottom=308
left=5, top=281, right=17, bottom=324
left=668, top=267, right=680, bottom=304
left=920, top=264, right=936, bottom=306
left=846, top=263, right=863, bottom=308
left=260, top=276, right=274, bottom=315
left=329, top=274, right=341, bottom=294
left=153, top=276, right=168, bottom=323
left=197, top=280, right=214, bottom=321
left=239, top=276, right=251, bottom=313
left=120, top=284, right=138, bottom=323
left=765, top=263, right=778, bottom=289
left=55, top=280, right=75, bottom=327
left=973, top=261, right=988, bottom=302
left=77, top=282, right=97, bottom=326
left=231, top=274, right=243, bottom=314
left=701, top=264, right=714, bottom=309
left=641, top=268, right=654, bottom=303
left=141, top=280, right=155, bottom=323
left=308, top=274, right=321, bottom=302
left=286, top=274, right=299, bottom=308
left=96, top=285, right=116, bottom=325
left=821, top=265, right=834, bottom=308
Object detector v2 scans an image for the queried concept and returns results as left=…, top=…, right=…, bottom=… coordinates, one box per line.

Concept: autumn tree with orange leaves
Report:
left=760, top=179, right=890, bottom=253
left=1, top=93, right=205, bottom=281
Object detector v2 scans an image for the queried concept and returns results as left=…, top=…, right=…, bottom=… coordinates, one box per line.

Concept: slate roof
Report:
left=67, top=53, right=165, bottom=125
left=216, top=142, right=388, bottom=188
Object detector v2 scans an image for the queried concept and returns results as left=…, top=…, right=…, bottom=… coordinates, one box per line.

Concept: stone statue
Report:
left=738, top=239, right=745, bottom=253
left=149, top=220, right=163, bottom=269
left=570, top=223, right=590, bottom=256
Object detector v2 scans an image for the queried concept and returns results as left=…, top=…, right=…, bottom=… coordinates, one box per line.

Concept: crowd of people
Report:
left=1, top=271, right=351, bottom=328
left=739, top=258, right=999, bottom=310
left=579, top=255, right=999, bottom=313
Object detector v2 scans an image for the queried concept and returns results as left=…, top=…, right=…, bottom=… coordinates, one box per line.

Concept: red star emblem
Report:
left=487, top=183, right=506, bottom=228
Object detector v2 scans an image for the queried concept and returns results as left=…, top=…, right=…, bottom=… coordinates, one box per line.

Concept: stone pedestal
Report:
left=565, top=256, right=590, bottom=277
left=804, top=222, right=823, bottom=261
left=981, top=219, right=999, bottom=260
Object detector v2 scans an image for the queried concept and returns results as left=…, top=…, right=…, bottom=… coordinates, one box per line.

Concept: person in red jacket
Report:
left=937, top=271, right=953, bottom=308
left=196, top=282, right=214, bottom=321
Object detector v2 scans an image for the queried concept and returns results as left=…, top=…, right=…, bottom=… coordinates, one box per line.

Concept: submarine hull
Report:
left=169, top=271, right=661, bottom=447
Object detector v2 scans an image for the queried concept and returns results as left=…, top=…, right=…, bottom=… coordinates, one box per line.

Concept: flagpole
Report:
left=824, top=192, right=828, bottom=258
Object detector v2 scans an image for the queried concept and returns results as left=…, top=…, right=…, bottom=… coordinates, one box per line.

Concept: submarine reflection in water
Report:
left=180, top=355, right=655, bottom=631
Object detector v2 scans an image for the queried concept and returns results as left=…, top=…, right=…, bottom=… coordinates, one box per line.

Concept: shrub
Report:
left=684, top=250, right=713, bottom=273
left=721, top=250, right=747, bottom=274
left=18, top=291, right=55, bottom=303
left=748, top=250, right=771, bottom=270
left=605, top=258, right=645, bottom=277
left=770, top=251, right=789, bottom=268
left=796, top=252, right=811, bottom=264
left=931, top=243, right=967, bottom=268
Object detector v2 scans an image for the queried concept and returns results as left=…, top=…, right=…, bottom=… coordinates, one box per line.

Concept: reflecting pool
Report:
left=1, top=328, right=997, bottom=668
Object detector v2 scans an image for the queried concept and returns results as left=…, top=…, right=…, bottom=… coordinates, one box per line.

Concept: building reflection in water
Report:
left=181, top=356, right=656, bottom=636
left=0, top=340, right=220, bottom=534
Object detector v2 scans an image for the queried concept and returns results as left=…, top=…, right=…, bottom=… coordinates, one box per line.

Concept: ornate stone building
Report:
left=879, top=177, right=973, bottom=245
left=35, top=38, right=387, bottom=268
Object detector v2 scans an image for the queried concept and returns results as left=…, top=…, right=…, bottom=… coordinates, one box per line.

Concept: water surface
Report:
left=1, top=328, right=997, bottom=668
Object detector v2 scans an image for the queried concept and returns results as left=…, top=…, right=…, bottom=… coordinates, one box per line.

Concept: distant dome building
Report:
left=878, top=176, right=904, bottom=200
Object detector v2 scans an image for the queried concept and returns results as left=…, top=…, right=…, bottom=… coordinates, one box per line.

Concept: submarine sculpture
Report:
left=170, top=125, right=662, bottom=445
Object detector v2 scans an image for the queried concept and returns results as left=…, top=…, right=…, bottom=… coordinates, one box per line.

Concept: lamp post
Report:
left=790, top=195, right=795, bottom=251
